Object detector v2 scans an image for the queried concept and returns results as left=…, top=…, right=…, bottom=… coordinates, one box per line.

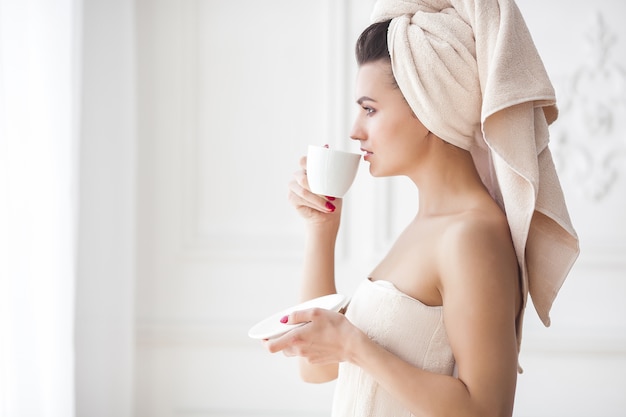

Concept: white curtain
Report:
left=0, top=1, right=80, bottom=416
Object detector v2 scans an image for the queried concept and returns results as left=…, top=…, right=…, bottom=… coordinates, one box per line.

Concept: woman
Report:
left=265, top=1, right=579, bottom=416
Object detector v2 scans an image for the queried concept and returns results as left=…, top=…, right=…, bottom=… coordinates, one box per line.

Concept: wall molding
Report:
left=175, top=409, right=324, bottom=417
left=136, top=319, right=626, bottom=356
left=575, top=243, right=626, bottom=268
left=136, top=320, right=251, bottom=349
left=520, top=329, right=626, bottom=356
left=172, top=0, right=349, bottom=261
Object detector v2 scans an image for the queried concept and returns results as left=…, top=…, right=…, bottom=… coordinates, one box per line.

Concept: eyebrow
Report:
left=356, top=96, right=377, bottom=105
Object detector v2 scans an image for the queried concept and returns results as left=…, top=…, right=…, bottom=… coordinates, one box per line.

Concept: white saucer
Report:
left=248, top=293, right=349, bottom=340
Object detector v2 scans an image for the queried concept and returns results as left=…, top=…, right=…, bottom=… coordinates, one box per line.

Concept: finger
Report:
left=264, top=326, right=306, bottom=354
left=285, top=307, right=324, bottom=325
left=293, top=167, right=310, bottom=190
left=264, top=337, right=285, bottom=354
left=288, top=180, right=336, bottom=213
left=299, top=155, right=307, bottom=170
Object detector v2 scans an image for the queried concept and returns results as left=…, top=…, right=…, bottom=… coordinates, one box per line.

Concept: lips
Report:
left=361, top=148, right=373, bottom=156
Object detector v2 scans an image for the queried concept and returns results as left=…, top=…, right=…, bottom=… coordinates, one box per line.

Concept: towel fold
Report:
left=370, top=0, right=580, bottom=351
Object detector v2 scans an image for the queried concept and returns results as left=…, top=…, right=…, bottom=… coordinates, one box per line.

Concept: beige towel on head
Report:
left=371, top=0, right=580, bottom=354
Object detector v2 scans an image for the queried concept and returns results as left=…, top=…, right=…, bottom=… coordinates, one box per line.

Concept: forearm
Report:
left=298, top=222, right=340, bottom=382
left=299, top=222, right=339, bottom=301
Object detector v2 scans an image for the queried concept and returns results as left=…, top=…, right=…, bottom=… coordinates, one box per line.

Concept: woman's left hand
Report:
left=264, top=308, right=362, bottom=365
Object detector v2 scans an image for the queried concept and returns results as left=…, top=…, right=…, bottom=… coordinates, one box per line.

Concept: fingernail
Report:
left=325, top=201, right=336, bottom=212
left=325, top=196, right=336, bottom=201
left=280, top=315, right=289, bottom=324
left=323, top=144, right=329, bottom=148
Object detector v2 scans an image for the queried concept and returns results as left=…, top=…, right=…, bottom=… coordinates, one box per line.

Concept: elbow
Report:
left=298, top=360, right=338, bottom=384
left=300, top=370, right=334, bottom=384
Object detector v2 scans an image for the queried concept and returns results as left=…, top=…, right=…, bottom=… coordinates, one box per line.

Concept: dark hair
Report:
left=355, top=20, right=392, bottom=66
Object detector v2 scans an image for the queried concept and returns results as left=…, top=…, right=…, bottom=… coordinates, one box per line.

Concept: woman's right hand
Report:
left=288, top=156, right=343, bottom=227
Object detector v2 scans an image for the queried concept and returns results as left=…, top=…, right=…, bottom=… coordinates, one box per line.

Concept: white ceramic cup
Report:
left=306, top=145, right=361, bottom=198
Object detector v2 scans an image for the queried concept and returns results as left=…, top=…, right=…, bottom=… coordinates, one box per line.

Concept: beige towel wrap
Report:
left=370, top=0, right=580, bottom=352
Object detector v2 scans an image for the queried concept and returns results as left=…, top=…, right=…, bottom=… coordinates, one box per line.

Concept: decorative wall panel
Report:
left=136, top=1, right=355, bottom=416
left=551, top=13, right=626, bottom=202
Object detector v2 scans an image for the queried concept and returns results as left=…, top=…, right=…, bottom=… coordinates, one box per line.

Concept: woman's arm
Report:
left=296, top=222, right=341, bottom=383
left=348, top=217, right=521, bottom=417
left=284, top=156, right=343, bottom=382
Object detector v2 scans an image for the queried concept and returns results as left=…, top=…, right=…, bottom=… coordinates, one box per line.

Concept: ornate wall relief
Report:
left=551, top=12, right=626, bottom=201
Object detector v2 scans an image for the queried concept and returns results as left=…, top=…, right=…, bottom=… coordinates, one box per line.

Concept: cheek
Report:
left=385, top=124, right=430, bottom=171
left=387, top=122, right=424, bottom=153
left=368, top=112, right=429, bottom=172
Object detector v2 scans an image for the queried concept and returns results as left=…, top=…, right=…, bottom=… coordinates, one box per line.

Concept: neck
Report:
left=409, top=138, right=489, bottom=218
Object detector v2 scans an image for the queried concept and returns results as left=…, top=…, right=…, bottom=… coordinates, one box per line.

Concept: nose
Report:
left=349, top=117, right=365, bottom=142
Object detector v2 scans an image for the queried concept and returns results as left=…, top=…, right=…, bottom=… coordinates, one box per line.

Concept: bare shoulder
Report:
left=436, top=204, right=520, bottom=310
left=439, top=205, right=515, bottom=270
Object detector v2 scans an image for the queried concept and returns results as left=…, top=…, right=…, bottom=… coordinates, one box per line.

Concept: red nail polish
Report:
left=323, top=144, right=330, bottom=148
left=280, top=315, right=288, bottom=324
left=325, top=201, right=336, bottom=212
left=325, top=196, right=336, bottom=201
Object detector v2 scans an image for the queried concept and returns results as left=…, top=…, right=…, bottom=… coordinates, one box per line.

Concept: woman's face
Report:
left=350, top=61, right=431, bottom=178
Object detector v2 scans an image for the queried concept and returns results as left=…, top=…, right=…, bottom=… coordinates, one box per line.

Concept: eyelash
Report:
left=362, top=106, right=375, bottom=116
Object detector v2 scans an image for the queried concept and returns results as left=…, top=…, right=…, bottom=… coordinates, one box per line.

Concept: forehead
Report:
left=355, top=61, right=395, bottom=97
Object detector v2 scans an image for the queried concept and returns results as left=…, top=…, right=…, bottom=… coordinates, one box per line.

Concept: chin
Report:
left=368, top=165, right=386, bottom=178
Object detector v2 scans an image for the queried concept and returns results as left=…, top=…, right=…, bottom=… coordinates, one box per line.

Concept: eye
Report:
left=362, top=106, right=375, bottom=116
